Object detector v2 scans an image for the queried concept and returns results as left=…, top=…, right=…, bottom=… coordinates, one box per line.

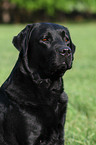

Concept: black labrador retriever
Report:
left=0, top=23, right=75, bottom=145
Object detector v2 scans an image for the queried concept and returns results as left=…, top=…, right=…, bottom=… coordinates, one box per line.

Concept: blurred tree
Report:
left=9, top=0, right=56, bottom=15
left=9, top=0, right=96, bottom=16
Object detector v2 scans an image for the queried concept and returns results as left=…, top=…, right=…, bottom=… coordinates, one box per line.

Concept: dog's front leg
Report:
left=57, top=91, right=68, bottom=144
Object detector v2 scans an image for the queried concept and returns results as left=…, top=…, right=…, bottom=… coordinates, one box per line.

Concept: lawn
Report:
left=0, top=22, right=96, bottom=145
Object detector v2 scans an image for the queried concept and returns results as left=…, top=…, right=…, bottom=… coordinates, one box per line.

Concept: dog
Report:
left=0, top=23, right=75, bottom=145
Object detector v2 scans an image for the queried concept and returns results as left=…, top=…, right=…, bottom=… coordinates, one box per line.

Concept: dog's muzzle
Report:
left=59, top=47, right=72, bottom=69
left=58, top=47, right=71, bottom=56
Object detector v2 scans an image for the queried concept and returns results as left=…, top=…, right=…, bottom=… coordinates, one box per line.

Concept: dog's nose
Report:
left=59, top=47, right=71, bottom=56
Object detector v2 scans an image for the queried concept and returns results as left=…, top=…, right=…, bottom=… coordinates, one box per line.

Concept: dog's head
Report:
left=13, top=23, right=76, bottom=79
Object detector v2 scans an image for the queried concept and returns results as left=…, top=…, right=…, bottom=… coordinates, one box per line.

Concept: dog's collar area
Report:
left=30, top=71, right=52, bottom=88
left=35, top=79, right=51, bottom=88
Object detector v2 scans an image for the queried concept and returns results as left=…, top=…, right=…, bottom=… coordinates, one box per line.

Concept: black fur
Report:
left=0, top=23, right=75, bottom=145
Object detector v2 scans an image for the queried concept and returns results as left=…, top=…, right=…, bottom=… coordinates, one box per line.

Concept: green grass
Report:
left=64, top=23, right=96, bottom=145
left=0, top=23, right=96, bottom=145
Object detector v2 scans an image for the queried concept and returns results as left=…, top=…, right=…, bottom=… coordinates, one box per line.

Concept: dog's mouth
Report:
left=39, top=53, right=72, bottom=79
left=55, top=55, right=73, bottom=76
left=63, top=55, right=72, bottom=69
left=48, top=60, right=72, bottom=79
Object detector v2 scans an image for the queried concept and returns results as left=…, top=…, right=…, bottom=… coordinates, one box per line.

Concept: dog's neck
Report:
left=1, top=58, right=64, bottom=107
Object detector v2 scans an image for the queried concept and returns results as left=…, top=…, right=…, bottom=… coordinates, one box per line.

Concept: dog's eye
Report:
left=42, top=38, right=47, bottom=41
left=64, top=37, right=69, bottom=42
left=39, top=38, right=48, bottom=43
left=42, top=37, right=52, bottom=42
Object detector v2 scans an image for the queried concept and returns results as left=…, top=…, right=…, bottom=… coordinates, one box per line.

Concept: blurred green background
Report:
left=0, top=0, right=96, bottom=145
left=0, top=0, right=96, bottom=23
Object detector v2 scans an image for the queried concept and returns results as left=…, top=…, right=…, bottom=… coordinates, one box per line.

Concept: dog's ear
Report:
left=70, top=38, right=76, bottom=61
left=70, top=39, right=76, bottom=54
left=12, top=24, right=34, bottom=53
left=64, top=27, right=76, bottom=54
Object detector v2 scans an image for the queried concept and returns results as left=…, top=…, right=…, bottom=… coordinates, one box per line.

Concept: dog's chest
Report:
left=22, top=110, right=42, bottom=145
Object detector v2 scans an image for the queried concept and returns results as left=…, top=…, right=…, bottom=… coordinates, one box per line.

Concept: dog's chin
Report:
left=46, top=62, right=72, bottom=79
left=40, top=60, right=72, bottom=80
left=55, top=61, right=73, bottom=76
left=60, top=59, right=73, bottom=70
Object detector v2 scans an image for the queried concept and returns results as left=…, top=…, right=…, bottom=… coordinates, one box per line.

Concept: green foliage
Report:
left=9, top=0, right=56, bottom=15
left=0, top=22, right=96, bottom=144
left=9, top=0, right=96, bottom=15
